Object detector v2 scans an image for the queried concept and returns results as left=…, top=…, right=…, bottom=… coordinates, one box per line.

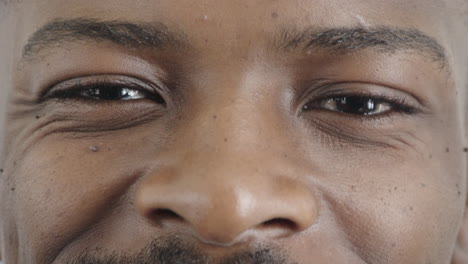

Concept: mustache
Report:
left=70, top=237, right=292, bottom=264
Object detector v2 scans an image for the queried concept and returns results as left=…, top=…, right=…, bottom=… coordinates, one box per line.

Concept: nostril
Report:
left=148, top=209, right=184, bottom=225
left=261, top=218, right=298, bottom=231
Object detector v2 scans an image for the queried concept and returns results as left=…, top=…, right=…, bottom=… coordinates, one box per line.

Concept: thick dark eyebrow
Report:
left=275, top=26, right=447, bottom=65
left=22, top=18, right=188, bottom=58
left=23, top=19, right=448, bottom=68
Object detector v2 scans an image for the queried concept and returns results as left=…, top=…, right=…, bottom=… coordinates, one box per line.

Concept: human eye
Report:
left=300, top=83, right=421, bottom=118
left=44, top=75, right=166, bottom=105
left=303, top=94, right=417, bottom=116
left=72, top=86, right=147, bottom=101
left=36, top=75, right=169, bottom=133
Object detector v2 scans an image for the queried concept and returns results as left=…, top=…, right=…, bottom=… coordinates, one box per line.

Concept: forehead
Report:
left=5, top=0, right=462, bottom=104
left=10, top=0, right=458, bottom=85
left=14, top=0, right=448, bottom=47
left=19, top=0, right=443, bottom=20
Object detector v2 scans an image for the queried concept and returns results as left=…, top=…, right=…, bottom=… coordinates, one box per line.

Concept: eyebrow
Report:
left=22, top=18, right=188, bottom=58
left=22, top=18, right=448, bottom=67
left=276, top=26, right=447, bottom=65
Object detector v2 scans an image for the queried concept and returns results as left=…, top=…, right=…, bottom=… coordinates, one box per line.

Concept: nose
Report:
left=134, top=80, right=318, bottom=246
left=135, top=153, right=318, bottom=246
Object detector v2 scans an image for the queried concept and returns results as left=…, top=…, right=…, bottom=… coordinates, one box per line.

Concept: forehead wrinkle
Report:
left=21, top=18, right=189, bottom=60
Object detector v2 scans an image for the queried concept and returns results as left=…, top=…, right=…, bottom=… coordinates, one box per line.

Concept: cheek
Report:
left=323, top=153, right=465, bottom=263
left=4, top=133, right=145, bottom=261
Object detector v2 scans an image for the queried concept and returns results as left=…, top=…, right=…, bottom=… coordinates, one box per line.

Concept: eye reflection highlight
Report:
left=80, top=86, right=147, bottom=101
left=304, top=95, right=404, bottom=116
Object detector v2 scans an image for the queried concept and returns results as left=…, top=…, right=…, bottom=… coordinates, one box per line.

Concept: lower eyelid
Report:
left=42, top=99, right=167, bottom=128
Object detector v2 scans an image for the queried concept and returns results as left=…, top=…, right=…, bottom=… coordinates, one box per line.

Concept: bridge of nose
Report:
left=134, top=67, right=318, bottom=246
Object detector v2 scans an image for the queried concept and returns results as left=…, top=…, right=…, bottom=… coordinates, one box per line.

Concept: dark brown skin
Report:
left=0, top=0, right=468, bottom=263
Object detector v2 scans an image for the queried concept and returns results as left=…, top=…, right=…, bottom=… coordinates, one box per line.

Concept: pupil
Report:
left=334, top=96, right=377, bottom=114
left=89, top=87, right=127, bottom=100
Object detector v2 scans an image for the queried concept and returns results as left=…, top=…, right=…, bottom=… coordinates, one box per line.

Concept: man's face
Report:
left=0, top=0, right=467, bottom=263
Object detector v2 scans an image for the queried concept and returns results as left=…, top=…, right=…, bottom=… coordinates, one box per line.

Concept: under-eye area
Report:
left=29, top=75, right=170, bottom=132
left=293, top=81, right=430, bottom=151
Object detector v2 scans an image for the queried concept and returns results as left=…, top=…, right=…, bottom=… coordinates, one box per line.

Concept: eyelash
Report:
left=47, top=78, right=420, bottom=121
left=302, top=93, right=420, bottom=118
left=47, top=80, right=166, bottom=105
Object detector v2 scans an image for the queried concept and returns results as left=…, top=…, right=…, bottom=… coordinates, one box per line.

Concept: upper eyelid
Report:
left=301, top=97, right=417, bottom=121
left=41, top=75, right=165, bottom=101
left=298, top=82, right=423, bottom=108
left=298, top=79, right=427, bottom=107
left=314, top=94, right=410, bottom=107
